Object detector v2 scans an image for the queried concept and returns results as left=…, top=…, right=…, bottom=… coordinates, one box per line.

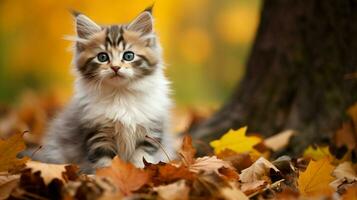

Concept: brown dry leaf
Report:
left=342, top=185, right=357, bottom=200
left=240, top=157, right=279, bottom=183
left=146, top=162, right=196, bottom=186
left=189, top=156, right=233, bottom=174
left=240, top=180, right=267, bottom=195
left=9, top=168, right=64, bottom=200
left=0, top=133, right=28, bottom=172
left=218, top=167, right=240, bottom=181
left=179, top=135, right=196, bottom=165
left=154, top=180, right=189, bottom=200
left=96, top=156, right=149, bottom=195
left=298, top=158, right=334, bottom=196
left=191, top=172, right=229, bottom=198
left=330, top=161, right=357, bottom=189
left=217, top=149, right=253, bottom=172
left=25, top=161, right=67, bottom=184
left=220, top=182, right=249, bottom=200
left=264, top=130, right=297, bottom=151
left=62, top=165, right=80, bottom=182
left=0, top=174, right=20, bottom=199
left=334, top=122, right=356, bottom=150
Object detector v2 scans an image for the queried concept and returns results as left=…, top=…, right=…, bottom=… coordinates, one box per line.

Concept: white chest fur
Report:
left=73, top=72, right=172, bottom=159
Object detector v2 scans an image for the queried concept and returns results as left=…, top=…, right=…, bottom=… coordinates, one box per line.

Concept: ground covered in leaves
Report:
left=1, top=92, right=357, bottom=200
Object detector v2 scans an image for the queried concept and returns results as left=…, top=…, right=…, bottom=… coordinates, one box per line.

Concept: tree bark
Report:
left=191, top=0, right=357, bottom=155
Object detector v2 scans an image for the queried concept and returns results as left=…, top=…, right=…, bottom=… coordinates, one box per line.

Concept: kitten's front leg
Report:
left=131, top=133, right=164, bottom=168
left=86, top=129, right=117, bottom=169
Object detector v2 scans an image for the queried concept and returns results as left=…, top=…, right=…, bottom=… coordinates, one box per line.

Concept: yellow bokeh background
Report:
left=0, top=0, right=260, bottom=106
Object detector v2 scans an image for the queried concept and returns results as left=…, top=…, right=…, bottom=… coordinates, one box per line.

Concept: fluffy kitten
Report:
left=27, top=8, right=174, bottom=173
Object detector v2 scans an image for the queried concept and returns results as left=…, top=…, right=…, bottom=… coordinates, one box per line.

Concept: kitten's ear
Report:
left=72, top=11, right=101, bottom=39
left=127, top=9, right=153, bottom=35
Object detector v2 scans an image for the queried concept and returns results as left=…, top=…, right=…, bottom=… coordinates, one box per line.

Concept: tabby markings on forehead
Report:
left=105, top=26, right=127, bottom=50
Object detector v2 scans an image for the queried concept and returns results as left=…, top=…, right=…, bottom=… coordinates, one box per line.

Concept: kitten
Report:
left=26, top=8, right=174, bottom=173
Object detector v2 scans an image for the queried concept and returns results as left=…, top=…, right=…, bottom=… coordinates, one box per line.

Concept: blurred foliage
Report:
left=0, top=0, right=260, bottom=106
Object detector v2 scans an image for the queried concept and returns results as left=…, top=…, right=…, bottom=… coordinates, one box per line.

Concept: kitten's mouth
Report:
left=110, top=73, right=125, bottom=79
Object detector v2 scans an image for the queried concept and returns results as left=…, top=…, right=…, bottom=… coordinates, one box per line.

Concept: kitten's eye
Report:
left=122, top=51, right=135, bottom=61
left=97, top=52, right=109, bottom=63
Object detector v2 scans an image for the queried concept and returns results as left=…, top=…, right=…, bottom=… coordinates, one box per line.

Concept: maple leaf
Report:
left=26, top=161, right=68, bottom=184
left=0, top=133, right=28, bottom=172
left=210, top=126, right=262, bottom=154
left=96, top=156, right=149, bottom=195
left=189, top=156, right=234, bottom=175
left=178, top=136, right=236, bottom=177
left=298, top=158, right=334, bottom=196
left=303, top=146, right=333, bottom=161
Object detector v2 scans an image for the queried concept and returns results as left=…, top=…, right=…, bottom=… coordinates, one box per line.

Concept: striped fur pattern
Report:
left=27, top=9, right=174, bottom=173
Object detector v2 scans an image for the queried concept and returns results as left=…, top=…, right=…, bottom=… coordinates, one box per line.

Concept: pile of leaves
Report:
left=1, top=92, right=357, bottom=199
left=0, top=127, right=356, bottom=200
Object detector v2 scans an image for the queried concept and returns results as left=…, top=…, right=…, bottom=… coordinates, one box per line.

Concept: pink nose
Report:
left=111, top=66, right=120, bottom=73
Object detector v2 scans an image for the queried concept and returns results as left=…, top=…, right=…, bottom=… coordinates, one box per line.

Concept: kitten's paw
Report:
left=93, top=157, right=113, bottom=169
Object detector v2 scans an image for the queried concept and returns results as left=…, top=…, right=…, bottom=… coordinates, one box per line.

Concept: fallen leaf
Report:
left=220, top=182, right=249, bottom=200
left=218, top=167, right=240, bottom=181
left=0, top=133, right=28, bottom=172
left=342, top=185, right=357, bottom=200
left=96, top=156, right=149, bottom=195
left=146, top=163, right=196, bottom=186
left=217, top=149, right=253, bottom=172
left=179, top=135, right=196, bottom=165
left=26, top=160, right=67, bottom=184
left=191, top=172, right=229, bottom=198
left=189, top=156, right=233, bottom=174
left=154, top=180, right=189, bottom=200
left=9, top=168, right=64, bottom=200
left=210, top=127, right=262, bottom=154
left=264, top=130, right=297, bottom=151
left=303, top=146, right=333, bottom=161
left=240, top=180, right=267, bottom=195
left=298, top=158, right=334, bottom=196
left=240, top=157, right=279, bottom=183
left=0, top=174, right=20, bottom=199
left=62, top=165, right=80, bottom=182
left=334, top=122, right=356, bottom=150
left=330, top=162, right=357, bottom=189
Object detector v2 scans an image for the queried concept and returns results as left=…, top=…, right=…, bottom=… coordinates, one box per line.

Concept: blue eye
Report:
left=97, top=52, right=109, bottom=62
left=123, top=51, right=135, bottom=61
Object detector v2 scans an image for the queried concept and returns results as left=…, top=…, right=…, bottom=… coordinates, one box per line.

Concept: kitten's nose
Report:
left=110, top=66, right=120, bottom=73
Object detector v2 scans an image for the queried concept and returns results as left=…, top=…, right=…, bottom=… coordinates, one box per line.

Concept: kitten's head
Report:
left=71, top=8, right=161, bottom=87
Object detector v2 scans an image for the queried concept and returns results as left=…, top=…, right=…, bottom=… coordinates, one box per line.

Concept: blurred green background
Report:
left=0, top=0, right=260, bottom=106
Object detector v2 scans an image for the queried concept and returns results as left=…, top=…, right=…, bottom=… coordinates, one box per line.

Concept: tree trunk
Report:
left=191, top=0, right=357, bottom=156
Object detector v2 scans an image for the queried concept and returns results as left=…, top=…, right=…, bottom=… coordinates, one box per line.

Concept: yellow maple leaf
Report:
left=298, top=158, right=335, bottom=196
left=210, top=127, right=262, bottom=154
left=0, top=133, right=28, bottom=172
left=303, top=146, right=333, bottom=161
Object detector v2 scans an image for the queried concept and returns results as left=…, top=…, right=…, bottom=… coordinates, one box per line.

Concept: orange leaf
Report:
left=342, top=186, right=357, bottom=200
left=0, top=133, right=28, bottom=172
left=179, top=135, right=196, bottom=165
left=298, top=158, right=334, bottom=196
left=145, top=162, right=196, bottom=186
left=96, top=156, right=149, bottom=195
